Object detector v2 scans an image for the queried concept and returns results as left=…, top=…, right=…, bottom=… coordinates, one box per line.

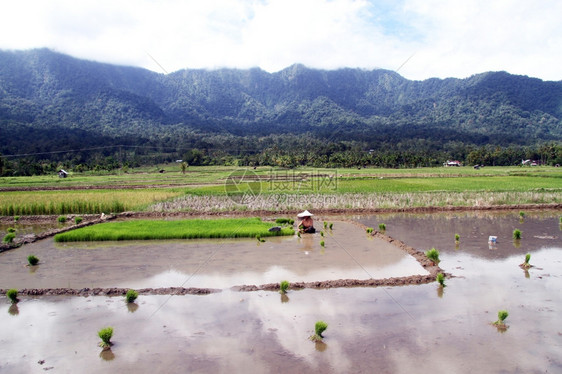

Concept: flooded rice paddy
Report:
left=1, top=211, right=561, bottom=373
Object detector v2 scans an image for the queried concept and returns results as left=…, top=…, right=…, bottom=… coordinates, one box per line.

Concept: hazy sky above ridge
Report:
left=1, top=0, right=560, bottom=80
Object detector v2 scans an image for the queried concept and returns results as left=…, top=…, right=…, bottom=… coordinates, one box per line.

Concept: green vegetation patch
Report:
left=54, top=217, right=294, bottom=242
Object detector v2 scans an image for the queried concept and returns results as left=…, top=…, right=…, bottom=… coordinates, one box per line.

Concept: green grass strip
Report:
left=54, top=217, right=294, bottom=242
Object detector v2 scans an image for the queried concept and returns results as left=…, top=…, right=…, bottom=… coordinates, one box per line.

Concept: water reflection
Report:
left=99, top=348, right=115, bottom=361
left=8, top=304, right=19, bottom=316
left=126, top=302, right=139, bottom=313
left=314, top=341, right=327, bottom=352
left=280, top=294, right=289, bottom=303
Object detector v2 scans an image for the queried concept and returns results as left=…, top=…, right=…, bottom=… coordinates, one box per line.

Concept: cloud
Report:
left=0, top=0, right=560, bottom=80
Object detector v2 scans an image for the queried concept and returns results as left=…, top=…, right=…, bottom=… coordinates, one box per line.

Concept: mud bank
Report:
left=0, top=287, right=219, bottom=296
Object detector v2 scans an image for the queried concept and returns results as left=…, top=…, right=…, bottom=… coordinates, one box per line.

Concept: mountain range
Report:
left=1, top=48, right=561, bottom=158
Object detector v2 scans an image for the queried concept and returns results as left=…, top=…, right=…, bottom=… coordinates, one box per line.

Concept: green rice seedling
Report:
left=519, top=211, right=525, bottom=218
left=310, top=320, right=328, bottom=341
left=366, top=227, right=373, bottom=233
left=2, top=233, right=15, bottom=244
left=559, top=216, right=562, bottom=224
left=6, top=289, right=19, bottom=304
left=320, top=231, right=324, bottom=237
left=436, top=273, right=446, bottom=287
left=378, top=223, right=386, bottom=231
left=7, top=227, right=16, bottom=233
left=329, top=223, right=333, bottom=230
left=455, top=233, right=460, bottom=242
left=125, top=289, right=138, bottom=303
left=256, top=234, right=265, bottom=242
left=98, top=327, right=114, bottom=348
left=57, top=216, right=67, bottom=223
left=323, top=221, right=327, bottom=229
left=493, top=310, right=509, bottom=327
left=74, top=216, right=83, bottom=225
left=14, top=216, right=20, bottom=222
left=513, top=229, right=521, bottom=240
left=425, top=248, right=440, bottom=264
left=55, top=218, right=294, bottom=242
left=520, top=253, right=532, bottom=269
left=279, top=280, right=289, bottom=294
left=27, top=255, right=39, bottom=266
left=297, top=231, right=301, bottom=238
left=320, top=240, right=325, bottom=247
left=275, top=218, right=294, bottom=225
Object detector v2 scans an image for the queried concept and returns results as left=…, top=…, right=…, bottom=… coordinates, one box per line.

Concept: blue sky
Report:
left=1, top=0, right=560, bottom=81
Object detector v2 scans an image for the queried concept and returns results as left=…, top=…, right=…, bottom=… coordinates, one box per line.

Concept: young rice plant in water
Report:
left=74, top=216, right=83, bottom=225
left=378, top=223, right=386, bottom=231
left=436, top=272, right=446, bottom=287
left=98, top=327, right=114, bottom=348
left=311, top=320, right=328, bottom=341
left=366, top=227, right=373, bottom=233
left=455, top=233, right=460, bottom=242
left=494, top=310, right=509, bottom=326
left=125, top=289, right=138, bottom=303
left=279, top=280, right=289, bottom=294
left=57, top=216, right=67, bottom=223
left=6, top=289, right=18, bottom=304
left=2, top=233, right=15, bottom=244
left=425, top=248, right=440, bottom=264
left=7, top=227, right=16, bottom=233
left=513, top=229, right=521, bottom=240
left=27, top=255, right=39, bottom=266
left=320, top=240, right=325, bottom=247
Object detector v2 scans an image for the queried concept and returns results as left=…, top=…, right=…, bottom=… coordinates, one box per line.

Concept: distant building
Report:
left=58, top=169, right=68, bottom=178
left=522, top=159, right=541, bottom=166
left=444, top=160, right=462, bottom=167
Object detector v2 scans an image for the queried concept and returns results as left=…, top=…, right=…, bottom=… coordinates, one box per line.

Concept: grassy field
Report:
left=54, top=217, right=294, bottom=241
left=1, top=165, right=561, bottom=215
left=0, top=189, right=183, bottom=215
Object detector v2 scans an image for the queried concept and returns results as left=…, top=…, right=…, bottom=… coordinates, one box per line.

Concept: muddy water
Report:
left=0, top=221, right=425, bottom=289
left=0, top=212, right=560, bottom=373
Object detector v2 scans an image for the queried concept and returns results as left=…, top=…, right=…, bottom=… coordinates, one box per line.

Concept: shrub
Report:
left=366, top=227, right=373, bottom=233
left=74, top=216, right=83, bottom=225
left=98, top=327, right=114, bottom=348
left=320, top=240, right=325, bottom=247
left=57, top=216, right=67, bottom=223
left=436, top=273, right=446, bottom=287
left=279, top=280, right=289, bottom=294
left=455, top=233, right=460, bottom=242
left=513, top=229, right=521, bottom=240
left=6, top=289, right=18, bottom=304
left=7, top=227, right=16, bottom=233
left=494, top=310, right=509, bottom=326
left=125, top=289, right=138, bottom=303
left=2, top=233, right=15, bottom=244
left=378, top=223, right=386, bottom=231
left=27, top=255, right=39, bottom=266
left=425, top=248, right=440, bottom=264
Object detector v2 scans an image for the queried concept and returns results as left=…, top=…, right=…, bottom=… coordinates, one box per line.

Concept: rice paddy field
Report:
left=0, top=165, right=561, bottom=215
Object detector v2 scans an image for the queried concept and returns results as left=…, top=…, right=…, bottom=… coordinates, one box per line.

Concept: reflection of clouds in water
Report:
left=123, top=255, right=425, bottom=289
left=246, top=290, right=352, bottom=372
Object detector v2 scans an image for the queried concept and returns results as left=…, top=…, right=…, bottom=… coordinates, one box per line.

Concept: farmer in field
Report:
left=297, top=210, right=315, bottom=233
